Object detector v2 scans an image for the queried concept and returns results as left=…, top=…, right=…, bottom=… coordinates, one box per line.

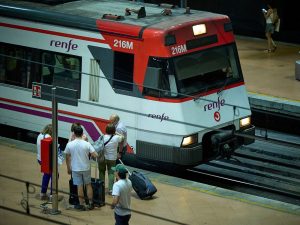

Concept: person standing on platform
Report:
left=109, top=114, right=127, bottom=162
left=36, top=124, right=52, bottom=200
left=111, top=164, right=132, bottom=225
left=262, top=3, right=279, bottom=52
left=69, top=122, right=88, bottom=142
left=65, top=125, right=97, bottom=210
left=98, top=123, right=123, bottom=195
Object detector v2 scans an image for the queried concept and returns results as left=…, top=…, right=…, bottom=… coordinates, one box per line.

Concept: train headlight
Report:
left=181, top=133, right=198, bottom=147
left=240, top=117, right=251, bottom=128
left=193, top=24, right=206, bottom=36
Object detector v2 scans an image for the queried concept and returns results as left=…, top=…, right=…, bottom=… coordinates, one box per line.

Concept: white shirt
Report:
left=36, top=133, right=51, bottom=161
left=266, top=14, right=273, bottom=24
left=65, top=138, right=95, bottom=171
left=116, top=121, right=127, bottom=147
left=112, top=178, right=132, bottom=216
left=104, top=134, right=122, bottom=160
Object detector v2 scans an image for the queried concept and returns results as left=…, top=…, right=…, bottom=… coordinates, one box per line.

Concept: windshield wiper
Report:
left=217, top=77, right=230, bottom=95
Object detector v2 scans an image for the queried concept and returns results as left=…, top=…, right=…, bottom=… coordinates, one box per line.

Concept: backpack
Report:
left=93, top=135, right=105, bottom=153
left=92, top=135, right=114, bottom=162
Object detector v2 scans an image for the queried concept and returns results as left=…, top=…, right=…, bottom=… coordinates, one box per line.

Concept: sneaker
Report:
left=48, top=195, right=64, bottom=202
left=40, top=193, right=48, bottom=201
left=74, top=204, right=86, bottom=211
left=86, top=203, right=94, bottom=210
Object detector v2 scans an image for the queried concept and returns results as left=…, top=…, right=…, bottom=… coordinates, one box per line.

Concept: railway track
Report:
left=186, top=129, right=300, bottom=205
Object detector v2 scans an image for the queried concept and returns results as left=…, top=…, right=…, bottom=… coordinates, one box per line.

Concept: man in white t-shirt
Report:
left=111, top=164, right=132, bottom=225
left=65, top=126, right=97, bottom=210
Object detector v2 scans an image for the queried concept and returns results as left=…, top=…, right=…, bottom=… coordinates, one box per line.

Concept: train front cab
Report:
left=136, top=20, right=255, bottom=167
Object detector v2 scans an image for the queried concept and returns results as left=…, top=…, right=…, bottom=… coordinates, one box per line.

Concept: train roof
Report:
left=0, top=0, right=228, bottom=37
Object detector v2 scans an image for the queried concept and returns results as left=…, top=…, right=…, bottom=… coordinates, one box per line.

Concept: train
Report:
left=0, top=0, right=255, bottom=167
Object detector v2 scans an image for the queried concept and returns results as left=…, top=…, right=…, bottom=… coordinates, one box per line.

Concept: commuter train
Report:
left=0, top=0, right=255, bottom=167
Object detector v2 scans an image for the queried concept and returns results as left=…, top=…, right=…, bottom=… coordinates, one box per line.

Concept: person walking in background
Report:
left=111, top=164, right=132, bottom=225
left=36, top=124, right=52, bottom=200
left=65, top=125, right=98, bottom=210
left=109, top=114, right=127, bottom=162
left=262, top=3, right=279, bottom=52
left=98, top=123, right=124, bottom=195
left=69, top=122, right=88, bottom=142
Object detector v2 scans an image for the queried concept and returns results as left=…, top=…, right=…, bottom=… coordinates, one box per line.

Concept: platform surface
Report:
left=237, top=36, right=300, bottom=102
left=0, top=137, right=300, bottom=225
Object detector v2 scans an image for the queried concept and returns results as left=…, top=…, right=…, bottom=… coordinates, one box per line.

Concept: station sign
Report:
left=32, top=83, right=42, bottom=98
left=32, top=82, right=78, bottom=106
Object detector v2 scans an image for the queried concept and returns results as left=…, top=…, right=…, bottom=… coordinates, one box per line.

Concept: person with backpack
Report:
left=98, top=123, right=124, bottom=195
left=262, top=3, right=279, bottom=52
left=36, top=124, right=52, bottom=200
left=109, top=114, right=127, bottom=163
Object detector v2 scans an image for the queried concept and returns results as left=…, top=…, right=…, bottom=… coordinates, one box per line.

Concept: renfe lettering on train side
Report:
left=50, top=39, right=78, bottom=52
left=148, top=113, right=169, bottom=122
left=204, top=97, right=225, bottom=111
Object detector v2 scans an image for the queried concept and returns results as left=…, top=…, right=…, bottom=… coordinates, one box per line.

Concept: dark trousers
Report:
left=114, top=213, right=131, bottom=225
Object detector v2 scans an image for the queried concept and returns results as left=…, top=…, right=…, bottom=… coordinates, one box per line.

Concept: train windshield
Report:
left=145, top=44, right=243, bottom=98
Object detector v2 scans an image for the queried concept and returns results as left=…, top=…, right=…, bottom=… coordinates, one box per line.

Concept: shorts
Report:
left=265, top=23, right=275, bottom=34
left=72, top=170, right=91, bottom=185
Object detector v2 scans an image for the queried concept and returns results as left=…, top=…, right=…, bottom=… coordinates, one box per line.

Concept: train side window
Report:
left=113, top=51, right=133, bottom=91
left=41, top=52, right=81, bottom=94
left=0, top=43, right=40, bottom=88
left=41, top=52, right=55, bottom=84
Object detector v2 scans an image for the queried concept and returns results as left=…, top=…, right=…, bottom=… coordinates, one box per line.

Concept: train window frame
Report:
left=0, top=42, right=82, bottom=96
left=143, top=56, right=178, bottom=98
left=40, top=51, right=82, bottom=95
left=113, top=51, right=134, bottom=91
left=172, top=44, right=243, bottom=96
left=0, top=42, right=41, bottom=88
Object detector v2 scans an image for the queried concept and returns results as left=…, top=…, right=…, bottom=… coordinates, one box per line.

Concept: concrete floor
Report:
left=0, top=137, right=300, bottom=225
left=236, top=36, right=300, bottom=101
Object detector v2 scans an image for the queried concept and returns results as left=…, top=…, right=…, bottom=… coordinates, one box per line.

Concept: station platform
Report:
left=1, top=137, right=300, bottom=225
left=236, top=36, right=300, bottom=118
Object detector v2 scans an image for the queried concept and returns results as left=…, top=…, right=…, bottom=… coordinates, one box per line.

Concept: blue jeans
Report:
left=38, top=160, right=52, bottom=194
left=114, top=213, right=131, bottom=225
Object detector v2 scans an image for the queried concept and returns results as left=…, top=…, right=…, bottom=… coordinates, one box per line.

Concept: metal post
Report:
left=51, top=87, right=60, bottom=215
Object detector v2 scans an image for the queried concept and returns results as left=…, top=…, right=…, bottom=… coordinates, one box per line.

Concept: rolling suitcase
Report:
left=119, top=159, right=157, bottom=199
left=91, top=177, right=105, bottom=207
left=90, top=159, right=105, bottom=207
left=69, top=175, right=79, bottom=205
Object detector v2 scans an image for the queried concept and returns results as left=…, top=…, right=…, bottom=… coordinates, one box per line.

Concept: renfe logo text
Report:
left=148, top=113, right=169, bottom=122
left=50, top=39, right=78, bottom=52
left=204, top=96, right=225, bottom=111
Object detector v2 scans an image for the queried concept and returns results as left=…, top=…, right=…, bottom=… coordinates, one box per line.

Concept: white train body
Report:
left=0, top=0, right=255, bottom=166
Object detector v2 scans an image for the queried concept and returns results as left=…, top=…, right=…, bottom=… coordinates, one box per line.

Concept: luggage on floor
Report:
left=89, top=158, right=105, bottom=207
left=91, top=177, right=105, bottom=207
left=69, top=176, right=79, bottom=205
left=129, top=170, right=157, bottom=199
left=118, top=159, right=157, bottom=199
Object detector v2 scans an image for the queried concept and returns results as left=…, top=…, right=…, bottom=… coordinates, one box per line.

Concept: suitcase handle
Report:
left=95, top=157, right=98, bottom=178
left=118, top=159, right=132, bottom=176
